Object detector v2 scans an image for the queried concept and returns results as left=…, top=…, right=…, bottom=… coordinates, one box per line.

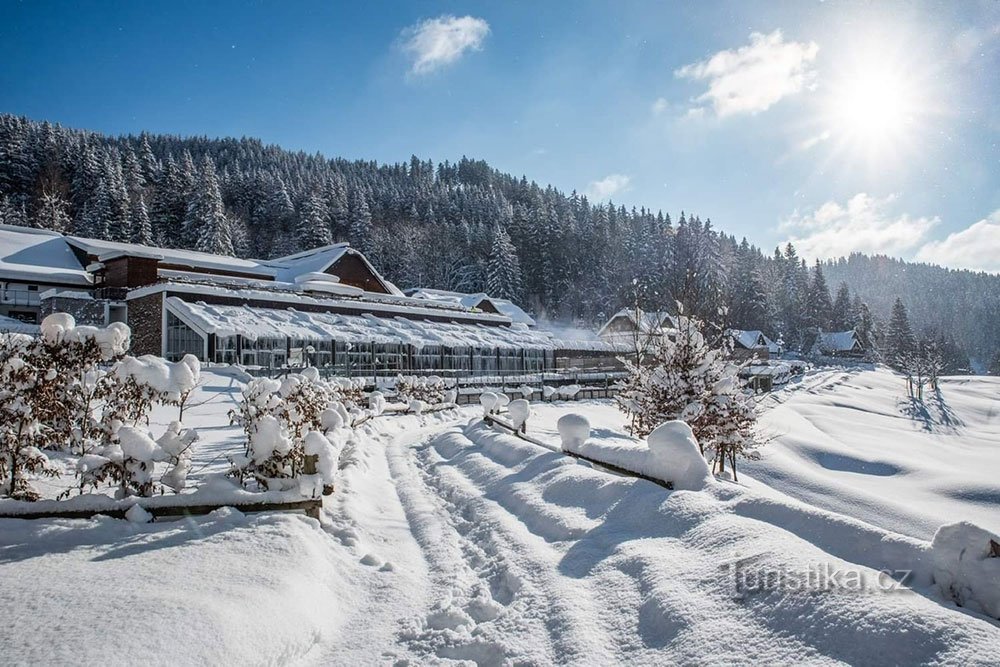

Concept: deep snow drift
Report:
left=1, top=367, right=999, bottom=665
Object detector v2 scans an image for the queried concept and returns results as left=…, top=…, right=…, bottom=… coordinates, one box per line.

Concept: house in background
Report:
left=597, top=308, right=678, bottom=347
left=805, top=329, right=867, bottom=359
left=0, top=223, right=622, bottom=374
left=727, top=329, right=782, bottom=361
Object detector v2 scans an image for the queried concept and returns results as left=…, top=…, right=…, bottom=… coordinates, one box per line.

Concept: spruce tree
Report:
left=831, top=282, right=852, bottom=330
left=885, top=297, right=916, bottom=369
left=804, top=259, right=834, bottom=331
left=183, top=156, right=232, bottom=256
left=130, top=192, right=154, bottom=245
left=485, top=223, right=523, bottom=301
left=296, top=192, right=332, bottom=248
left=349, top=188, right=372, bottom=253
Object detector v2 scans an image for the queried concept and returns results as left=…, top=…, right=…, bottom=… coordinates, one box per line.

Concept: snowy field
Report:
left=2, top=368, right=999, bottom=665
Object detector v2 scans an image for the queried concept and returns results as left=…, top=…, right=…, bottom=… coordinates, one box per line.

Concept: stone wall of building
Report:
left=127, top=293, right=162, bottom=356
left=39, top=295, right=106, bottom=326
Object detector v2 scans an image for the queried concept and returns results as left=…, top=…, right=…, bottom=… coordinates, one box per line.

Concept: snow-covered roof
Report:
left=0, top=313, right=40, bottom=334
left=597, top=308, right=677, bottom=338
left=728, top=329, right=782, bottom=354
left=815, top=330, right=861, bottom=353
left=167, top=298, right=550, bottom=350
left=65, top=235, right=273, bottom=276
left=0, top=225, right=91, bottom=285
left=404, top=288, right=536, bottom=326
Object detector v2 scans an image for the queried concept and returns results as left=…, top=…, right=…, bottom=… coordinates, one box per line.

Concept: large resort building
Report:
left=0, top=224, right=621, bottom=375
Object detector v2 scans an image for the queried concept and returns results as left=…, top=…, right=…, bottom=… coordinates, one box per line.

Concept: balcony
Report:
left=0, top=289, right=40, bottom=307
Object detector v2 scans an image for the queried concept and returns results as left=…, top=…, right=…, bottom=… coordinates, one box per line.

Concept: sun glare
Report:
left=816, top=34, right=936, bottom=169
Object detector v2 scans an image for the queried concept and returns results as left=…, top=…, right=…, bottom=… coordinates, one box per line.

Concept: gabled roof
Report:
left=814, top=330, right=862, bottom=353
left=403, top=288, right=536, bottom=325
left=270, top=244, right=400, bottom=294
left=0, top=225, right=92, bottom=285
left=597, top=308, right=677, bottom=338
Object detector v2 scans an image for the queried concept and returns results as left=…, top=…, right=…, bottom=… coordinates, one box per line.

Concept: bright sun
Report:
left=827, top=64, right=919, bottom=159
left=817, top=36, right=935, bottom=167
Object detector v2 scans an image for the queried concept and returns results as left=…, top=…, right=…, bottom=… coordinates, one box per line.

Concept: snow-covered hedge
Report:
left=228, top=369, right=353, bottom=494
left=393, top=374, right=455, bottom=406
left=0, top=313, right=210, bottom=501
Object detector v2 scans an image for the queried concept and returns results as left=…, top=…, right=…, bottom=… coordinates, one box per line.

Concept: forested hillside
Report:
left=1, top=113, right=998, bottom=367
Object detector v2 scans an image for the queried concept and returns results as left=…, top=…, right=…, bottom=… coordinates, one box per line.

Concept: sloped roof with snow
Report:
left=65, top=235, right=272, bottom=276
left=0, top=225, right=91, bottom=285
left=404, top=288, right=536, bottom=326
left=597, top=308, right=678, bottom=338
left=815, top=330, right=861, bottom=352
left=166, top=297, right=619, bottom=352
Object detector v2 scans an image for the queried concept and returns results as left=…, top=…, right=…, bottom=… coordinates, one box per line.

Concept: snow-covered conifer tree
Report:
left=184, top=156, right=233, bottom=255
left=616, top=308, right=758, bottom=478
left=297, top=192, right=332, bottom=248
left=485, top=223, right=523, bottom=301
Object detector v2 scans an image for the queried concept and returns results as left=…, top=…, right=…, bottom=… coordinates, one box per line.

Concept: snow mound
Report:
left=480, top=392, right=499, bottom=416
left=557, top=413, right=590, bottom=450
left=931, top=522, right=1000, bottom=619
left=508, top=399, right=530, bottom=429
left=645, top=421, right=711, bottom=491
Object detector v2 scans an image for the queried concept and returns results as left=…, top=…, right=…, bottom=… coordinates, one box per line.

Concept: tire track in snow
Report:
left=386, top=422, right=618, bottom=665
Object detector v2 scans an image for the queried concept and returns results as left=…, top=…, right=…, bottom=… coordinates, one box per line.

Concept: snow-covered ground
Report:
left=2, top=368, right=999, bottom=664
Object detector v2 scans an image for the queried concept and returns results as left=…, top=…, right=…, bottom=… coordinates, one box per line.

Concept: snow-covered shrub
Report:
left=645, top=421, right=711, bottom=491
left=931, top=522, right=1000, bottom=619
left=229, top=369, right=348, bottom=492
left=557, top=413, right=590, bottom=450
left=616, top=311, right=758, bottom=480
left=0, top=314, right=129, bottom=500
left=328, top=376, right=367, bottom=410
left=395, top=374, right=449, bottom=405
left=408, top=399, right=425, bottom=415
left=157, top=421, right=199, bottom=492
left=368, top=391, right=386, bottom=415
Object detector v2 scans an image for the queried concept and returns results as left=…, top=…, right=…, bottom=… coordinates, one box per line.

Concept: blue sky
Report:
left=2, top=0, right=998, bottom=270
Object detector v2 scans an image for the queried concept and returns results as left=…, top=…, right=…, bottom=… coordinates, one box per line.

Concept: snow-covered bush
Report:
left=557, top=413, right=590, bottom=450
left=0, top=314, right=129, bottom=500
left=67, top=421, right=199, bottom=499
left=229, top=369, right=348, bottom=492
left=931, top=522, right=1000, bottom=619
left=395, top=374, right=449, bottom=405
left=616, top=311, right=758, bottom=480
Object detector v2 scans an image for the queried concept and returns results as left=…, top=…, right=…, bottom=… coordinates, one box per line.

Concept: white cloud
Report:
left=780, top=193, right=938, bottom=260
left=915, top=210, right=1000, bottom=273
left=674, top=30, right=818, bottom=117
left=651, top=97, right=669, bottom=115
left=586, top=174, right=631, bottom=201
left=400, top=15, right=489, bottom=75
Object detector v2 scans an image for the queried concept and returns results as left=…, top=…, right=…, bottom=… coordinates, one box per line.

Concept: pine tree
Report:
left=831, top=282, right=852, bottom=330
left=130, top=192, right=154, bottom=245
left=36, top=190, right=71, bottom=232
left=804, top=259, right=833, bottom=331
left=296, top=192, right=332, bottom=248
left=615, top=312, right=759, bottom=478
left=884, top=297, right=916, bottom=370
left=349, top=188, right=372, bottom=253
left=485, top=223, right=523, bottom=301
left=183, top=156, right=232, bottom=255
left=0, top=195, right=28, bottom=227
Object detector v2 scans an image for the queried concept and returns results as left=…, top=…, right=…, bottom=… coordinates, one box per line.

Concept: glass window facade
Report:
left=165, top=312, right=205, bottom=361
